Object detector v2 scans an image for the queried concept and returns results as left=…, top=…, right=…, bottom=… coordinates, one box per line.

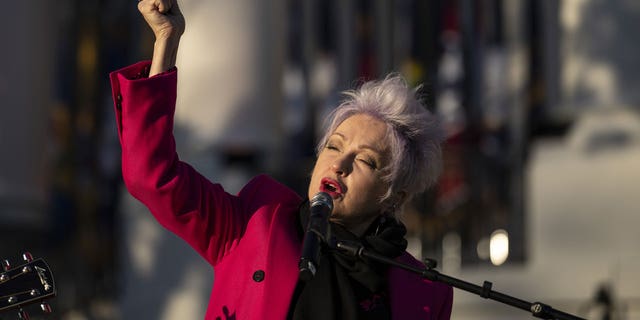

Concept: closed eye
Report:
left=358, top=158, right=377, bottom=169
left=326, top=144, right=339, bottom=151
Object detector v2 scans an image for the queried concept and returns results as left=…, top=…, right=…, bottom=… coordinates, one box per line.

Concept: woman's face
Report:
left=308, top=114, right=391, bottom=236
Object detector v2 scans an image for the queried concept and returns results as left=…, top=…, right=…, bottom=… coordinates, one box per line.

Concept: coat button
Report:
left=115, top=94, right=122, bottom=110
left=252, top=270, right=265, bottom=282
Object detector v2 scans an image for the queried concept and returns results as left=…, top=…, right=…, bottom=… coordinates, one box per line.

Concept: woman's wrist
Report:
left=149, top=35, right=180, bottom=77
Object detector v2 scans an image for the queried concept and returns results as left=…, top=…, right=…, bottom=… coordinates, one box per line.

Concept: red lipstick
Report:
left=320, top=178, right=344, bottom=199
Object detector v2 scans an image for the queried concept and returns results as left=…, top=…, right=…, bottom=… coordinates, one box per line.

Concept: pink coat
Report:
left=110, top=61, right=453, bottom=319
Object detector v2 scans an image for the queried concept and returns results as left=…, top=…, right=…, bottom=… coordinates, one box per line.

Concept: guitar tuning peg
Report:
left=2, top=259, right=10, bottom=271
left=40, top=301, right=52, bottom=314
left=22, top=252, right=33, bottom=263
left=18, top=308, right=30, bottom=320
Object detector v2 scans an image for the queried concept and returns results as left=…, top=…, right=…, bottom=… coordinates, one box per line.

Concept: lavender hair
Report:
left=316, top=74, right=444, bottom=215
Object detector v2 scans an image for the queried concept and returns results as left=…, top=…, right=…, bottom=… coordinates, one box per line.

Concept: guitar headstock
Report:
left=0, top=253, right=55, bottom=318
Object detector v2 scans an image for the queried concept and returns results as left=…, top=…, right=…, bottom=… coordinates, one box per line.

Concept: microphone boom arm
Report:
left=332, top=240, right=585, bottom=320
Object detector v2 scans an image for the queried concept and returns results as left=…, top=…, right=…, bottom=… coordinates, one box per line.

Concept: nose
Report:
left=331, top=155, right=352, bottom=176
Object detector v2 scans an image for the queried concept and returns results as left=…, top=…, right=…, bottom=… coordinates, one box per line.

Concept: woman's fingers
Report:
left=156, top=0, right=170, bottom=13
left=137, top=0, right=184, bottom=40
left=137, top=0, right=173, bottom=15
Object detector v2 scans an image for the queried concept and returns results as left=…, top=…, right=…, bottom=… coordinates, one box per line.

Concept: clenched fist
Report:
left=138, top=0, right=185, bottom=41
left=138, top=0, right=185, bottom=76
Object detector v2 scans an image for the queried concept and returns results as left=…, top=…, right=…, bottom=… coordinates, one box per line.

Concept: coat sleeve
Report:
left=109, top=61, right=254, bottom=266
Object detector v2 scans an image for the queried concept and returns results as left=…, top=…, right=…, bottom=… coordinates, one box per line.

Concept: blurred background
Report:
left=2, top=0, right=640, bottom=319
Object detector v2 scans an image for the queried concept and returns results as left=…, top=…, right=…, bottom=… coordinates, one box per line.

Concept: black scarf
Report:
left=289, top=201, right=408, bottom=320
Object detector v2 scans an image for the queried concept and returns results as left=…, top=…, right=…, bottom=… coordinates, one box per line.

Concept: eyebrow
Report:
left=331, top=132, right=384, bottom=155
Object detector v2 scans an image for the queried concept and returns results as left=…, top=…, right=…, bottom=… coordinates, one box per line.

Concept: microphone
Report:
left=298, top=192, right=333, bottom=282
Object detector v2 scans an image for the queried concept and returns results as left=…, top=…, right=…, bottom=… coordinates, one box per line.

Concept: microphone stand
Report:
left=331, top=239, right=586, bottom=320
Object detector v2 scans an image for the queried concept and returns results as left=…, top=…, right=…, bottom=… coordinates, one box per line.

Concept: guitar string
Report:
left=0, top=271, right=38, bottom=301
left=0, top=289, right=42, bottom=301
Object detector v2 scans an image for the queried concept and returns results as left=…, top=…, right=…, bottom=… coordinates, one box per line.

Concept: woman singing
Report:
left=110, top=0, right=453, bottom=318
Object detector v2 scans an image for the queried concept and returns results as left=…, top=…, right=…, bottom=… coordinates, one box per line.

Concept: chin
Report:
left=328, top=214, right=344, bottom=224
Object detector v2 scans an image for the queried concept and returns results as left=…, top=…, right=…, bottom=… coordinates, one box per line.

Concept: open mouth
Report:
left=320, top=178, right=343, bottom=197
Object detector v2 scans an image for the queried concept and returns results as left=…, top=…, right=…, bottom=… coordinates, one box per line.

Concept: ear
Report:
left=385, top=190, right=408, bottom=214
left=393, top=190, right=407, bottom=207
